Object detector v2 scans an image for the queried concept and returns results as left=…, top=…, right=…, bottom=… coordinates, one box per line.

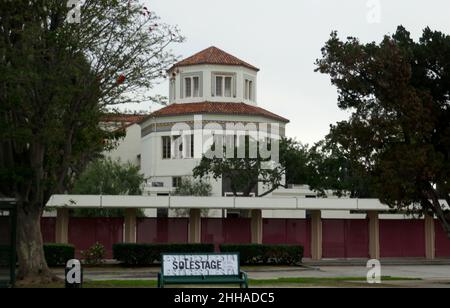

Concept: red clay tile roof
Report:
left=169, top=46, right=259, bottom=72
left=140, top=102, right=289, bottom=123
left=101, top=113, right=147, bottom=124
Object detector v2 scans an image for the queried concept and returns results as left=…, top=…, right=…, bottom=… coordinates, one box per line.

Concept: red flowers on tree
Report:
left=117, top=74, right=126, bottom=84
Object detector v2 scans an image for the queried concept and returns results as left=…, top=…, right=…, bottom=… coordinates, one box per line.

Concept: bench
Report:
left=158, top=253, right=248, bottom=288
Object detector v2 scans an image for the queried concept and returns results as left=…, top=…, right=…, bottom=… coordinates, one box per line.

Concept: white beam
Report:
left=46, top=194, right=448, bottom=211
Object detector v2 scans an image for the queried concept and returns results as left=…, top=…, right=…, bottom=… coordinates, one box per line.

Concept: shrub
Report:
left=219, top=244, right=303, bottom=265
left=81, top=242, right=105, bottom=265
left=44, top=243, right=75, bottom=267
left=113, top=243, right=215, bottom=266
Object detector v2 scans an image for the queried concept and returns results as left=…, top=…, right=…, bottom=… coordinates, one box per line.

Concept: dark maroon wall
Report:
left=262, top=219, right=311, bottom=258
left=380, top=220, right=425, bottom=258
left=46, top=215, right=447, bottom=260
left=136, top=218, right=188, bottom=243
left=322, top=219, right=369, bottom=258
left=201, top=218, right=251, bottom=250
left=435, top=220, right=450, bottom=257
left=68, top=217, right=124, bottom=258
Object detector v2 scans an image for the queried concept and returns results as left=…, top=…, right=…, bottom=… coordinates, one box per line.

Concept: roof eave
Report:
left=168, top=63, right=260, bottom=73
left=140, top=111, right=289, bottom=124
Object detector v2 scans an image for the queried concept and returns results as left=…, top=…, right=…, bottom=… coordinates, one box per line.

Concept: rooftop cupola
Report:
left=167, top=46, right=258, bottom=105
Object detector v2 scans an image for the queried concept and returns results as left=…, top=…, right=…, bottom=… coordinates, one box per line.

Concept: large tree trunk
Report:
left=422, top=183, right=450, bottom=240
left=16, top=203, right=58, bottom=285
left=430, top=201, right=450, bottom=240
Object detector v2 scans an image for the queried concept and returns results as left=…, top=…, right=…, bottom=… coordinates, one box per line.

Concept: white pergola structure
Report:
left=46, top=195, right=442, bottom=260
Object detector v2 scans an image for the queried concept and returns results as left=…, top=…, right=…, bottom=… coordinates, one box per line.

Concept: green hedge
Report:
left=219, top=244, right=303, bottom=265
left=44, top=243, right=75, bottom=267
left=113, top=243, right=215, bottom=266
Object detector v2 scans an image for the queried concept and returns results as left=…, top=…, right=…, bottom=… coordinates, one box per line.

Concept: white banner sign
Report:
left=162, top=254, right=239, bottom=277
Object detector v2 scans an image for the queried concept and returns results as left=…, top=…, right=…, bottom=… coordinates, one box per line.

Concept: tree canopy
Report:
left=0, top=0, right=182, bottom=283
left=193, top=137, right=308, bottom=197
left=315, top=26, right=450, bottom=236
left=307, top=139, right=376, bottom=198
left=70, top=158, right=145, bottom=217
left=72, top=158, right=144, bottom=195
left=173, top=178, right=212, bottom=197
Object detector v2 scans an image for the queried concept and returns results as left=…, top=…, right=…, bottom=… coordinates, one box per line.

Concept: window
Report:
left=169, top=78, right=176, bottom=101
left=184, top=134, right=194, bottom=158
left=215, top=76, right=223, bottom=96
left=264, top=136, right=272, bottom=151
left=210, top=134, right=224, bottom=154
left=162, top=136, right=171, bottom=159
left=244, top=79, right=254, bottom=100
left=191, top=134, right=194, bottom=158
left=193, top=77, right=199, bottom=97
left=184, top=77, right=192, bottom=97
left=173, top=135, right=182, bottom=159
left=172, top=177, right=182, bottom=188
left=224, top=77, right=232, bottom=97
left=137, top=154, right=141, bottom=168
left=184, top=76, right=200, bottom=98
left=215, top=75, right=233, bottom=97
left=245, top=80, right=249, bottom=100
left=164, top=135, right=193, bottom=159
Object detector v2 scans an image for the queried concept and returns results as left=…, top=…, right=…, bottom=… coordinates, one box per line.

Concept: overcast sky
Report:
left=125, top=0, right=450, bottom=145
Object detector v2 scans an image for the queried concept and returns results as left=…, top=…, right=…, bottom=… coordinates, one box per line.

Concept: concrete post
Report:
left=55, top=208, right=69, bottom=244
left=124, top=208, right=137, bottom=243
left=310, top=210, right=322, bottom=260
left=368, top=211, right=380, bottom=260
left=189, top=209, right=202, bottom=244
left=425, top=214, right=435, bottom=260
left=251, top=209, right=263, bottom=244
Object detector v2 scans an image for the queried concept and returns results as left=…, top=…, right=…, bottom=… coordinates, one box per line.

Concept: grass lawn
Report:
left=20, top=276, right=421, bottom=288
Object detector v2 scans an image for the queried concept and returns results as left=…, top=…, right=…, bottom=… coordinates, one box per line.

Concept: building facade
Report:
left=139, top=47, right=290, bottom=199
left=101, top=113, right=147, bottom=167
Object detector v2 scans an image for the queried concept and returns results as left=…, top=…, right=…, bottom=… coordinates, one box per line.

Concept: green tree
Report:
left=193, top=138, right=303, bottom=197
left=281, top=138, right=311, bottom=186
left=173, top=178, right=212, bottom=197
left=0, top=0, right=182, bottom=283
left=306, top=139, right=376, bottom=198
left=315, top=26, right=450, bottom=236
left=71, top=158, right=145, bottom=217
left=172, top=178, right=212, bottom=217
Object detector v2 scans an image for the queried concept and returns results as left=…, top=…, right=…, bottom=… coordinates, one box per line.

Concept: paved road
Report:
left=53, top=264, right=450, bottom=287
left=249, top=265, right=450, bottom=280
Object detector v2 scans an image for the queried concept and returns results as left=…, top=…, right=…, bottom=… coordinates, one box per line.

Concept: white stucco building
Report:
left=138, top=46, right=291, bottom=200
left=102, top=114, right=147, bottom=166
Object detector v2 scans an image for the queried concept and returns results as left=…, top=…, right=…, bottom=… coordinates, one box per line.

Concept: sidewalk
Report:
left=303, top=258, right=450, bottom=266
left=52, top=259, right=450, bottom=286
